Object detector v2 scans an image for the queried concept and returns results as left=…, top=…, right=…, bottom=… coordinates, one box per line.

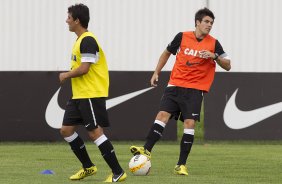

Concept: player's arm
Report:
left=59, top=36, right=99, bottom=83
left=214, top=54, right=231, bottom=71
left=151, top=32, right=182, bottom=87
left=199, top=41, right=231, bottom=71
left=151, top=49, right=171, bottom=87
left=213, top=40, right=231, bottom=71
left=59, top=63, right=91, bottom=83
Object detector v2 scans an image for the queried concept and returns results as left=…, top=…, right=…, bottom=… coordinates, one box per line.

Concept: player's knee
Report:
left=88, top=127, right=104, bottom=141
left=60, top=127, right=72, bottom=137
left=156, top=111, right=170, bottom=123
left=183, top=119, right=195, bottom=129
left=60, top=129, right=66, bottom=137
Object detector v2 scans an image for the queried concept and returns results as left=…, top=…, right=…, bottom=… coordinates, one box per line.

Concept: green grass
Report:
left=1, top=103, right=280, bottom=183
left=1, top=142, right=282, bottom=184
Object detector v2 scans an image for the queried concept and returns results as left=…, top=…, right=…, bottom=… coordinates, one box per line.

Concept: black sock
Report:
left=68, top=136, right=94, bottom=168
left=98, top=140, right=123, bottom=175
left=144, top=122, right=165, bottom=152
left=177, top=133, right=194, bottom=165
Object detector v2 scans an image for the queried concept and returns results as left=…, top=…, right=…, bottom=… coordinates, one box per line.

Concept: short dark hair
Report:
left=195, top=8, right=215, bottom=27
left=68, top=4, right=90, bottom=29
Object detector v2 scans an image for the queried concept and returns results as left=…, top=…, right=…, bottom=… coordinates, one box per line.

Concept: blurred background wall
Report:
left=1, top=0, right=281, bottom=140
left=1, top=0, right=281, bottom=72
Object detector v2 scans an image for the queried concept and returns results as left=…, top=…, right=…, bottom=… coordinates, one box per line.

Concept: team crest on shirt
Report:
left=71, top=54, right=77, bottom=61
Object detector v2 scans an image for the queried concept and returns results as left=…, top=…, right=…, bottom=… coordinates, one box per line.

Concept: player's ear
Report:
left=196, top=20, right=201, bottom=26
left=74, top=18, right=80, bottom=25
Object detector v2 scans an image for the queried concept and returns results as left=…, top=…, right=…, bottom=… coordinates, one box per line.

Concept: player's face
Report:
left=66, top=13, right=77, bottom=32
left=196, top=16, right=214, bottom=35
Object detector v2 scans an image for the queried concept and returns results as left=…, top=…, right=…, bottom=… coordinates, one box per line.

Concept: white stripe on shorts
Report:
left=88, top=99, right=97, bottom=126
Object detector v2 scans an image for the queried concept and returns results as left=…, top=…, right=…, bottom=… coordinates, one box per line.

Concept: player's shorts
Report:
left=159, top=86, right=204, bottom=122
left=63, top=98, right=110, bottom=131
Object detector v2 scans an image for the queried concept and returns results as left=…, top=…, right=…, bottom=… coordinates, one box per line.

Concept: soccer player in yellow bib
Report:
left=59, top=4, right=126, bottom=182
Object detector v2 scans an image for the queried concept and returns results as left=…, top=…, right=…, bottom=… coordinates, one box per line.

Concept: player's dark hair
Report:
left=194, top=8, right=215, bottom=27
left=68, top=4, right=90, bottom=29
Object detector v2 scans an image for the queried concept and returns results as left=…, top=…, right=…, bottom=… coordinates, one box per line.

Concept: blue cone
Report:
left=41, top=170, right=55, bottom=174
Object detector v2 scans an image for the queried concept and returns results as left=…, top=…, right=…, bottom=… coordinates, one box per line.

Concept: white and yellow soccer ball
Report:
left=129, top=154, right=151, bottom=176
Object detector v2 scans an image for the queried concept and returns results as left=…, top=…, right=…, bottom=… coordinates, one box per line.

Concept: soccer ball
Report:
left=129, top=154, right=151, bottom=176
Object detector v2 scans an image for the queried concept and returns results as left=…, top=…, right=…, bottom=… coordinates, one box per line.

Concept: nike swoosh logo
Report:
left=45, top=87, right=153, bottom=129
left=105, top=87, right=153, bottom=109
left=112, top=173, right=123, bottom=182
left=223, top=88, right=282, bottom=129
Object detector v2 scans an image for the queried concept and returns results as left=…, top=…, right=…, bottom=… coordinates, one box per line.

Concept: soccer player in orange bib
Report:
left=130, top=7, right=231, bottom=176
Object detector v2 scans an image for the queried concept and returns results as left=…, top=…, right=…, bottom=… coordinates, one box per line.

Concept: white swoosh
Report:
left=112, top=173, right=123, bottom=182
left=223, top=88, right=282, bottom=129
left=45, top=87, right=153, bottom=129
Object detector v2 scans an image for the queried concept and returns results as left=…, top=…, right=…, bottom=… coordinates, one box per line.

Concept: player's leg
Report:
left=88, top=127, right=126, bottom=182
left=174, top=119, right=195, bottom=175
left=130, top=86, right=179, bottom=158
left=61, top=99, right=96, bottom=180
left=82, top=98, right=126, bottom=182
left=178, top=119, right=195, bottom=165
left=130, top=111, right=170, bottom=158
left=61, top=126, right=95, bottom=169
left=144, top=111, right=171, bottom=151
left=174, top=88, right=203, bottom=175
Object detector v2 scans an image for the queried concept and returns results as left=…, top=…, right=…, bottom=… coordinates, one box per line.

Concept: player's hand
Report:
left=59, top=72, right=68, bottom=84
left=199, top=50, right=214, bottom=59
left=150, top=73, right=159, bottom=87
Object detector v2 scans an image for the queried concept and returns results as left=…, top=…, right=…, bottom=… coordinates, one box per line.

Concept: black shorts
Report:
left=63, top=98, right=110, bottom=131
left=159, top=86, right=203, bottom=122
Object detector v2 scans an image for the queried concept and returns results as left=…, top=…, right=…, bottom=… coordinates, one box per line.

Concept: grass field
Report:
left=1, top=141, right=282, bottom=184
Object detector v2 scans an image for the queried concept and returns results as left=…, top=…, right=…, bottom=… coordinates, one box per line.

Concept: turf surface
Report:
left=1, top=141, right=281, bottom=184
